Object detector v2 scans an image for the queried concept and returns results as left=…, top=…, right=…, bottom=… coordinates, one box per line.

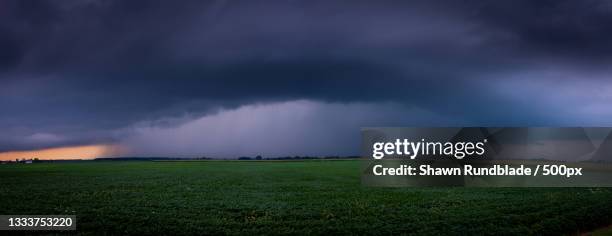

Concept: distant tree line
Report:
left=93, top=157, right=213, bottom=161
left=237, top=155, right=360, bottom=160
left=1, top=158, right=41, bottom=164
left=0, top=156, right=361, bottom=164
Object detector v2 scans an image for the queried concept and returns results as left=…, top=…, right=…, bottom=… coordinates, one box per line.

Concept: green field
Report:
left=1, top=160, right=612, bottom=235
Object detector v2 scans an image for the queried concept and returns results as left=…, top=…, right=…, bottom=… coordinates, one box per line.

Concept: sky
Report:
left=1, top=0, right=612, bottom=159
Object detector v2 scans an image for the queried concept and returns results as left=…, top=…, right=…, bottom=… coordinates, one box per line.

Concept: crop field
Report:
left=1, top=160, right=612, bottom=235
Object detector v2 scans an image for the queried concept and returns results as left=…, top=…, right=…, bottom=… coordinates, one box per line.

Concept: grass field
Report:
left=1, top=160, right=612, bottom=235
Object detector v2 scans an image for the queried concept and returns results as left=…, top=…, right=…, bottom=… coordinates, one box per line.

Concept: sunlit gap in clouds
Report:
left=0, top=144, right=126, bottom=161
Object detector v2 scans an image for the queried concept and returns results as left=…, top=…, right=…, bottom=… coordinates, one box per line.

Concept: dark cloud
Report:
left=462, top=0, right=612, bottom=60
left=1, top=0, right=611, bottom=153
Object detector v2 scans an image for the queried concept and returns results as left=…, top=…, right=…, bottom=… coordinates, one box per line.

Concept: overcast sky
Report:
left=1, top=0, right=612, bottom=158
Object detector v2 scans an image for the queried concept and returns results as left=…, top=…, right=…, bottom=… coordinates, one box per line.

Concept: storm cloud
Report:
left=1, top=0, right=611, bottom=156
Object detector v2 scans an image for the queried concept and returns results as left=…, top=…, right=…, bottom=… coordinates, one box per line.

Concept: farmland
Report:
left=1, top=160, right=612, bottom=235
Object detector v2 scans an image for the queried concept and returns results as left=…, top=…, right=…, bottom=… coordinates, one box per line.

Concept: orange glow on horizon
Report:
left=0, top=144, right=127, bottom=161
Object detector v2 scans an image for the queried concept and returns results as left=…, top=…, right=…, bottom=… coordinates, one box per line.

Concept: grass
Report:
left=590, top=226, right=612, bottom=236
left=1, top=160, right=612, bottom=235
